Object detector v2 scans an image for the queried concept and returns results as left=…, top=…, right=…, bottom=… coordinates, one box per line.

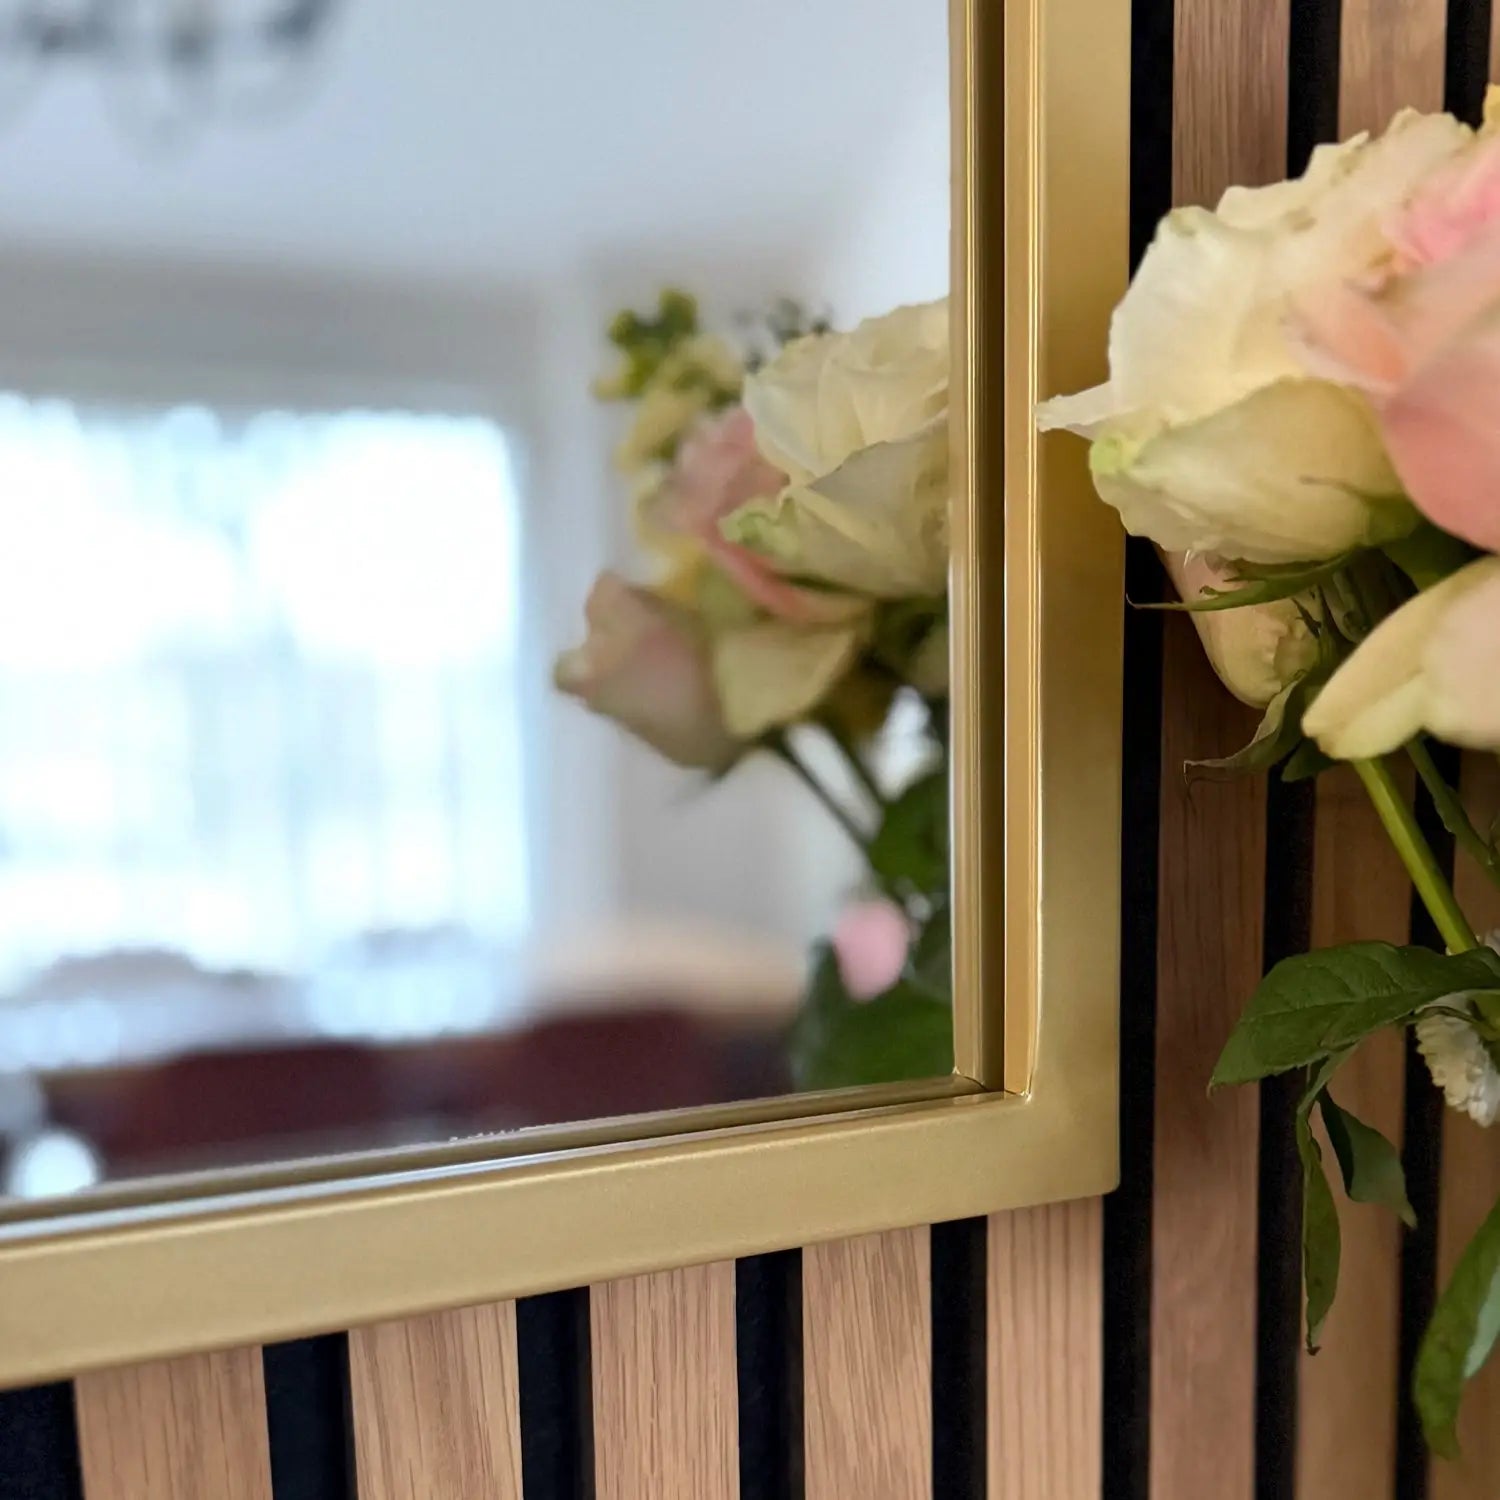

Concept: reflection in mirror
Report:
left=0, top=0, right=951, bottom=1203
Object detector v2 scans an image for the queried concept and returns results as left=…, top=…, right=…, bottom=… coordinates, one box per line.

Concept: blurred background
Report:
left=0, top=0, right=949, bottom=1199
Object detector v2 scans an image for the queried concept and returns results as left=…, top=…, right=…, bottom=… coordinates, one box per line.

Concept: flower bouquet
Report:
left=555, top=291, right=956, bottom=1090
left=1042, top=92, right=1500, bottom=1454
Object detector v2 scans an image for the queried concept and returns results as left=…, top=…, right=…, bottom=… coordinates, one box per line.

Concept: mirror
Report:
left=0, top=0, right=953, bottom=1203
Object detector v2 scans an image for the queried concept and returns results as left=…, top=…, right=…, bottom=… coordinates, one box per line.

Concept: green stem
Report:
left=1407, top=739, right=1500, bottom=891
left=1354, top=757, right=1479, bottom=954
left=769, top=737, right=871, bottom=856
left=825, top=725, right=887, bottom=814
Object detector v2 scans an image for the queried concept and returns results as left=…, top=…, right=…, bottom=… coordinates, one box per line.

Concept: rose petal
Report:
left=1161, top=552, right=1321, bottom=707
left=1089, top=378, right=1411, bottom=564
left=833, top=899, right=913, bottom=1000
left=724, top=424, right=949, bottom=598
left=711, top=618, right=866, bottom=739
left=1380, top=302, right=1500, bottom=553
left=1303, top=556, right=1500, bottom=758
left=555, top=572, right=739, bottom=769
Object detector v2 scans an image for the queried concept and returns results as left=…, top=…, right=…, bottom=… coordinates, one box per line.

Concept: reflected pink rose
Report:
left=1297, top=135, right=1500, bottom=553
left=554, top=572, right=739, bottom=770
left=832, top=898, right=912, bottom=1000
left=654, top=408, right=857, bottom=624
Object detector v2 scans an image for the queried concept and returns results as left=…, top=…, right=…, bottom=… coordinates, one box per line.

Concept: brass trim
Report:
left=0, top=0, right=1128, bottom=1389
left=0, top=1075, right=978, bottom=1229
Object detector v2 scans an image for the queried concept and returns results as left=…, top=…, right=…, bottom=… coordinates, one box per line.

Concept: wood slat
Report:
left=1317, top=10, right=1448, bottom=1497
left=1431, top=756, right=1500, bottom=1500
left=591, top=1262, right=739, bottom=1500
left=804, top=1228, right=931, bottom=1500
left=1338, top=0, right=1445, bottom=136
left=987, top=1201, right=1102, bottom=1499
left=1149, top=623, right=1267, bottom=1500
left=1493, top=1, right=1500, bottom=84
left=75, top=1348, right=273, bottom=1500
left=1174, top=0, right=1290, bottom=203
left=1297, top=766, right=1413, bottom=1499
left=349, top=1303, right=522, bottom=1500
left=1151, top=8, right=1290, bottom=1490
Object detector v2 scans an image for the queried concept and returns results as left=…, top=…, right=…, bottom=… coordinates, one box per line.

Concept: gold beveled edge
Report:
left=0, top=1079, right=1117, bottom=1389
left=0, top=1075, right=977, bottom=1229
left=0, top=0, right=1128, bottom=1389
left=948, top=0, right=999, bottom=1088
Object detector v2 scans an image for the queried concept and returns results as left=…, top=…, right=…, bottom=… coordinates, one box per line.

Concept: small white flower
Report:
left=1416, top=1015, right=1500, bottom=1126
left=1416, top=931, right=1500, bottom=1127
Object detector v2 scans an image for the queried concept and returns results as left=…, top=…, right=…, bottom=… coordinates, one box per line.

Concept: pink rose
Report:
left=649, top=408, right=859, bottom=625
left=554, top=572, right=739, bottom=769
left=1297, top=135, right=1500, bottom=552
left=832, top=898, right=912, bottom=1000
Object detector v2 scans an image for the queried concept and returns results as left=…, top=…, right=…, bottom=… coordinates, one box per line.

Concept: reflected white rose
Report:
left=726, top=300, right=950, bottom=599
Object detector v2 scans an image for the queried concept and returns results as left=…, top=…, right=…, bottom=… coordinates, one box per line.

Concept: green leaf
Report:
left=1384, top=522, right=1480, bottom=591
left=1293, top=1058, right=1345, bottom=1351
left=1145, top=555, right=1350, bottom=613
left=789, top=946, right=953, bottom=1090
left=907, top=902, right=952, bottom=1000
left=1299, top=1118, right=1342, bottom=1351
left=1282, top=739, right=1336, bottom=783
left=1415, top=1195, right=1500, bottom=1458
left=1213, top=943, right=1500, bottom=1087
left=869, top=770, right=948, bottom=896
left=1319, top=1093, right=1417, bottom=1228
left=1188, top=674, right=1313, bottom=779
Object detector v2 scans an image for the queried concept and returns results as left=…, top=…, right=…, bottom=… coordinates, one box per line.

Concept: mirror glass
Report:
left=0, top=0, right=952, bottom=1202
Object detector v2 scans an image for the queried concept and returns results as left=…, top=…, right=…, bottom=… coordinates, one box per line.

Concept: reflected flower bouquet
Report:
left=555, top=291, right=954, bottom=1089
left=1043, top=91, right=1500, bottom=1456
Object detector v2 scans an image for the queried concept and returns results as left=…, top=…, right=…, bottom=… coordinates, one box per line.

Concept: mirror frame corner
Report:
left=0, top=0, right=1131, bottom=1390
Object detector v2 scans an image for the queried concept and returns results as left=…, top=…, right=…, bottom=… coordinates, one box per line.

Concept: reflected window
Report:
left=0, top=397, right=529, bottom=995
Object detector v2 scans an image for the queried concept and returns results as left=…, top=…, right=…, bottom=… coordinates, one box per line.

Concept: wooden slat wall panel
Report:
left=1338, top=0, right=1446, bottom=134
left=1149, top=625, right=1268, bottom=1500
left=349, top=1304, right=522, bottom=1500
left=1431, top=756, right=1500, bottom=1500
left=74, top=1348, right=272, bottom=1500
left=591, top=1262, right=739, bottom=1500
left=803, top=1228, right=931, bottom=1500
left=1153, top=10, right=1288, bottom=1497
left=1174, top=0, right=1290, bottom=200
left=987, top=1201, right=1102, bottom=1499
left=1296, top=768, right=1413, bottom=1499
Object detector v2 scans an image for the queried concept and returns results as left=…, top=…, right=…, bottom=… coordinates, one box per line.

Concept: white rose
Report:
left=1162, top=552, right=1320, bottom=708
left=1038, top=108, right=1477, bottom=563
left=725, top=300, right=950, bottom=599
left=1302, top=555, right=1500, bottom=758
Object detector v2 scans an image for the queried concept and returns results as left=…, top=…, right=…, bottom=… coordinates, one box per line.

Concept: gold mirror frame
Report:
left=0, top=0, right=1129, bottom=1389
